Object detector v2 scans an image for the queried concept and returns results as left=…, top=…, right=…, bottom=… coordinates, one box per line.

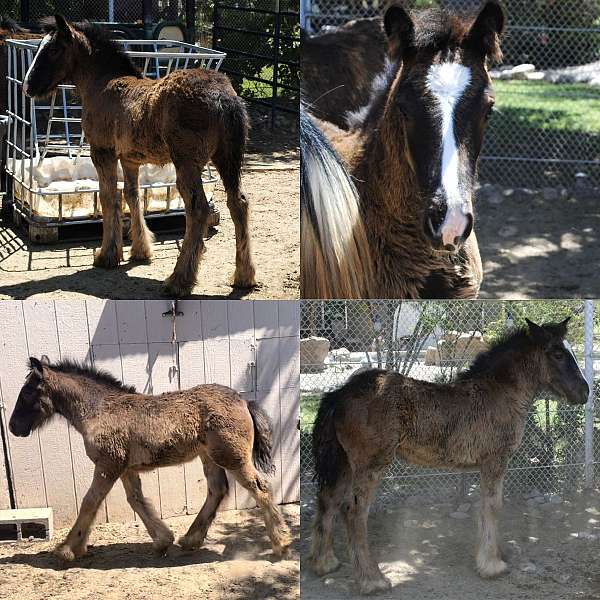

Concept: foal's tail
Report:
left=214, top=91, right=250, bottom=190
left=247, top=401, right=276, bottom=475
left=301, top=107, right=373, bottom=299
left=312, top=386, right=348, bottom=490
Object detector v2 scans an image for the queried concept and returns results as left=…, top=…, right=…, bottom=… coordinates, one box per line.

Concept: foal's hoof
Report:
left=129, top=247, right=153, bottom=264
left=358, top=574, right=392, bottom=595
left=313, top=554, right=340, bottom=575
left=53, top=544, right=79, bottom=562
left=177, top=534, right=203, bottom=551
left=94, top=249, right=121, bottom=269
left=161, top=276, right=194, bottom=298
left=152, top=535, right=174, bottom=555
left=232, top=267, right=257, bottom=289
left=477, top=558, right=508, bottom=579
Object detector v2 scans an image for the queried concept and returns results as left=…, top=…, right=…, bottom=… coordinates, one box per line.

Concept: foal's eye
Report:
left=552, top=350, right=565, bottom=360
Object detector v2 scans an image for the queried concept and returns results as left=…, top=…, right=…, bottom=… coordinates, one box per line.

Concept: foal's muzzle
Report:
left=8, top=418, right=31, bottom=437
left=423, top=205, right=474, bottom=252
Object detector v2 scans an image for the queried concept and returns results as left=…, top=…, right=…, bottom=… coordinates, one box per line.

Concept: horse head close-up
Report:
left=301, top=1, right=506, bottom=299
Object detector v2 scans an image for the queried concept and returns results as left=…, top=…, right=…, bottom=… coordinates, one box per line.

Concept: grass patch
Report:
left=301, top=393, right=321, bottom=431
left=481, top=80, right=600, bottom=187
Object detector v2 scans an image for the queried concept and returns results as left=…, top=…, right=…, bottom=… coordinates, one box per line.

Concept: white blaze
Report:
left=23, top=34, right=52, bottom=96
left=426, top=62, right=472, bottom=247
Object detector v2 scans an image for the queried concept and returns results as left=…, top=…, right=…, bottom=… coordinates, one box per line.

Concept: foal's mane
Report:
left=40, top=17, right=141, bottom=78
left=456, top=328, right=534, bottom=381
left=40, top=358, right=137, bottom=393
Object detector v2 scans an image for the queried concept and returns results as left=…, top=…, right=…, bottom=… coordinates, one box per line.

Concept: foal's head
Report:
left=526, top=318, right=589, bottom=406
left=9, top=357, right=55, bottom=437
left=381, top=1, right=504, bottom=252
left=23, top=15, right=139, bottom=98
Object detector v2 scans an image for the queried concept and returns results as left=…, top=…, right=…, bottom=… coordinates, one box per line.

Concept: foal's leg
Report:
left=345, top=467, right=390, bottom=595
left=54, top=465, right=118, bottom=561
left=178, top=456, right=229, bottom=550
left=476, top=460, right=508, bottom=578
left=121, top=470, right=174, bottom=553
left=310, top=466, right=351, bottom=575
left=232, top=463, right=292, bottom=557
left=162, top=159, right=209, bottom=297
left=91, top=147, right=123, bottom=269
left=121, top=160, right=155, bottom=262
left=212, top=146, right=256, bottom=288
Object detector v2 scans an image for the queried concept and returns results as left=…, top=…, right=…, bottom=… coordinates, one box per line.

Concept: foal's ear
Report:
left=54, top=14, right=72, bottom=40
left=525, top=318, right=551, bottom=344
left=464, top=0, right=505, bottom=64
left=383, top=3, right=415, bottom=62
left=29, top=357, right=45, bottom=377
left=554, top=316, right=571, bottom=337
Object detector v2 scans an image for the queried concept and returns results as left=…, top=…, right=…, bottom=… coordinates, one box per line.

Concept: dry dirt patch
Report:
left=0, top=505, right=299, bottom=600
left=301, top=491, right=600, bottom=600
left=0, top=166, right=299, bottom=300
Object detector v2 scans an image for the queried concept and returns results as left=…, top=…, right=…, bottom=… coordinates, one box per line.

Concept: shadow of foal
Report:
left=22, top=15, right=255, bottom=297
left=310, top=318, right=589, bottom=594
left=9, top=358, right=291, bottom=562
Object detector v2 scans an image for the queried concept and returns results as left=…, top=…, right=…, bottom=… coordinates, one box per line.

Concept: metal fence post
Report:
left=584, top=299, right=595, bottom=488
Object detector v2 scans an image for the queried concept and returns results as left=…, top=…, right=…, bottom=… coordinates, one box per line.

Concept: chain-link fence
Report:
left=301, top=0, right=600, bottom=189
left=300, top=300, right=600, bottom=510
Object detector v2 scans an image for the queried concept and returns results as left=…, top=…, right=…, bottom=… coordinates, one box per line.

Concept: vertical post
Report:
left=584, top=299, right=595, bottom=488
left=272, top=0, right=281, bottom=128
left=108, top=0, right=114, bottom=22
left=185, top=0, right=196, bottom=43
left=142, top=0, right=153, bottom=39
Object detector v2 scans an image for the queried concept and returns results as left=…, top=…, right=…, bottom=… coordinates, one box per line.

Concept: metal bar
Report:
left=584, top=300, right=595, bottom=489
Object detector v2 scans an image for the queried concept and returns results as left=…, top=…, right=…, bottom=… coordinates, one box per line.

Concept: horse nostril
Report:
left=460, top=212, right=474, bottom=243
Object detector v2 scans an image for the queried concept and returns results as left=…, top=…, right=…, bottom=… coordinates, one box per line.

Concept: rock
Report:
left=300, top=337, right=330, bottom=373
left=542, top=187, right=560, bottom=201
left=547, top=494, right=562, bottom=504
left=449, top=511, right=469, bottom=519
left=526, top=488, right=542, bottom=499
left=457, top=503, right=471, bottom=513
left=424, top=346, right=440, bottom=366
left=552, top=573, right=572, bottom=584
left=520, top=561, right=537, bottom=573
left=330, top=347, right=351, bottom=362
left=498, top=225, right=518, bottom=237
left=511, top=64, right=536, bottom=79
left=403, top=519, right=419, bottom=528
left=324, top=578, right=336, bottom=586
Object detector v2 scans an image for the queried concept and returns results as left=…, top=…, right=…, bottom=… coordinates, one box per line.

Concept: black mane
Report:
left=40, top=17, right=141, bottom=78
left=456, top=327, right=534, bottom=381
left=40, top=357, right=136, bottom=393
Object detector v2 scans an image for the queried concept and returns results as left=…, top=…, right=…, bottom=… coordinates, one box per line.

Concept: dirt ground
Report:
left=301, top=491, right=600, bottom=600
left=477, top=187, right=600, bottom=299
left=0, top=114, right=299, bottom=300
left=0, top=505, right=299, bottom=600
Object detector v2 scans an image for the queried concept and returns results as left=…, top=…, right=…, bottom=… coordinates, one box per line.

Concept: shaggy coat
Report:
left=310, top=319, right=589, bottom=594
left=302, top=18, right=387, bottom=129
left=23, top=16, right=255, bottom=297
left=9, top=357, right=291, bottom=561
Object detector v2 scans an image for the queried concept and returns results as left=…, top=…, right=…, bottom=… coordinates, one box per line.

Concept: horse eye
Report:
left=552, top=350, right=564, bottom=360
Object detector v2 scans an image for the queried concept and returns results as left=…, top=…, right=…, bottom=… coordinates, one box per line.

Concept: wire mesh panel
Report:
left=301, top=0, right=600, bottom=189
left=300, top=300, right=598, bottom=509
left=5, top=38, right=225, bottom=235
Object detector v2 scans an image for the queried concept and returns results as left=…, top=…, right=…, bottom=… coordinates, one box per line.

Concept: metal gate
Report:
left=213, top=0, right=300, bottom=122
